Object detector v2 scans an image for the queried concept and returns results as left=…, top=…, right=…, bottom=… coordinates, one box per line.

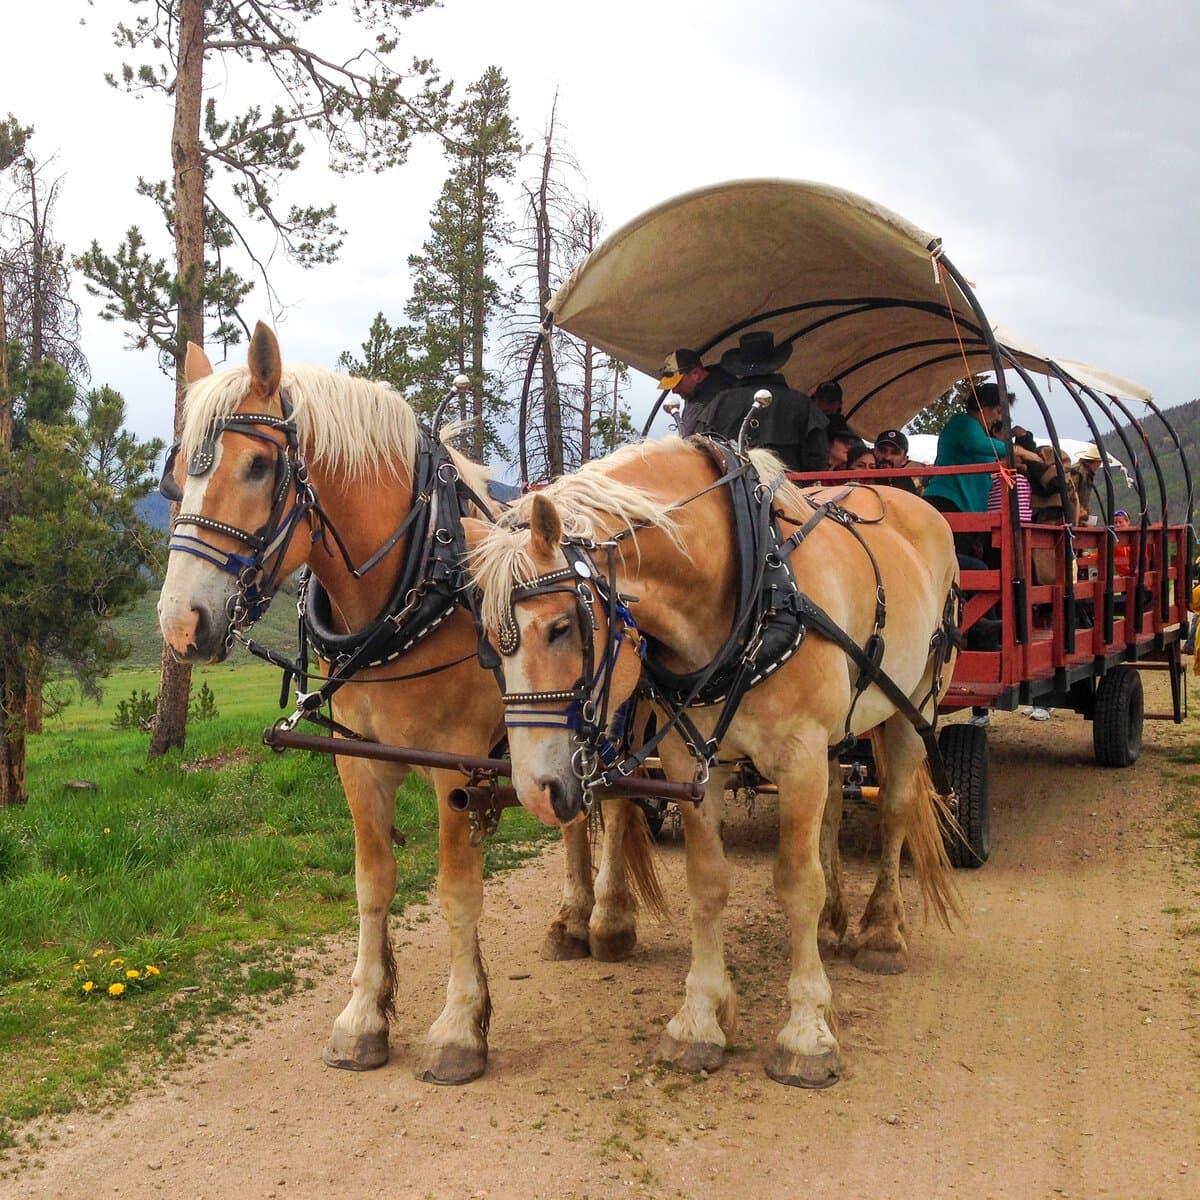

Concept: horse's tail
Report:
left=874, top=732, right=960, bottom=928
left=623, top=805, right=671, bottom=922
left=906, top=759, right=961, bottom=928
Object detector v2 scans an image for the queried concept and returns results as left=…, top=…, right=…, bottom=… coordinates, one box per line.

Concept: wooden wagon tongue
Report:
left=260, top=725, right=706, bottom=809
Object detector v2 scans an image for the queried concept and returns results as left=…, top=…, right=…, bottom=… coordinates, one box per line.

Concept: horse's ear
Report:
left=248, top=321, right=282, bottom=397
left=184, top=342, right=214, bottom=384
left=530, top=494, right=562, bottom=556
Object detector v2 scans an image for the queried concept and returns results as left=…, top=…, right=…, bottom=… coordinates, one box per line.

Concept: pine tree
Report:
left=0, top=352, right=161, bottom=805
left=76, top=0, right=450, bottom=755
left=404, top=66, right=522, bottom=459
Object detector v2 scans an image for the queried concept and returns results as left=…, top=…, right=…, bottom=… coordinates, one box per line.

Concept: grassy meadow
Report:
left=0, top=650, right=552, bottom=1155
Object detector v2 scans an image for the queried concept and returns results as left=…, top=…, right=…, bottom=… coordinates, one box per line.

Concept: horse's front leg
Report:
left=541, top=818, right=594, bottom=961
left=323, top=757, right=404, bottom=1071
left=413, top=768, right=490, bottom=1084
left=767, top=737, right=842, bottom=1088
left=651, top=758, right=735, bottom=1074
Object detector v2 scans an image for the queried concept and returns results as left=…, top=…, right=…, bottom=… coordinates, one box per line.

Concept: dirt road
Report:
left=12, top=686, right=1200, bottom=1200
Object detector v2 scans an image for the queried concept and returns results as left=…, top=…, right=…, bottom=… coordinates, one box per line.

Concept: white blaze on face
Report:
left=157, top=441, right=236, bottom=655
left=503, top=604, right=580, bottom=826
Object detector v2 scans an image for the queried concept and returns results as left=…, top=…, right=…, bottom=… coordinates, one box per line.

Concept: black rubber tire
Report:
left=939, top=724, right=990, bottom=869
left=1092, top=667, right=1144, bottom=768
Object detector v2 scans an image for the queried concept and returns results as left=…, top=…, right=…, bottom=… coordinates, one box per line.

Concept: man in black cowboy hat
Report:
left=694, top=331, right=828, bottom=472
left=657, top=348, right=736, bottom=437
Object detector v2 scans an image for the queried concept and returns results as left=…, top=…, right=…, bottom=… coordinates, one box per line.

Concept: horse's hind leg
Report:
left=323, top=758, right=404, bottom=1071
left=413, top=768, right=491, bottom=1084
left=766, top=737, right=841, bottom=1088
left=849, top=714, right=920, bottom=974
left=818, top=760, right=848, bottom=959
left=541, top=819, right=594, bottom=960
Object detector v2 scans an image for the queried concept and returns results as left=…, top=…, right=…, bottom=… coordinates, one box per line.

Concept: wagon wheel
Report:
left=1092, top=667, right=1143, bottom=768
left=939, top=724, right=990, bottom=869
left=639, top=796, right=669, bottom=840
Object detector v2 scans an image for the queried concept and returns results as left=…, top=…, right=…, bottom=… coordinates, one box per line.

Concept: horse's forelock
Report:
left=180, top=362, right=429, bottom=484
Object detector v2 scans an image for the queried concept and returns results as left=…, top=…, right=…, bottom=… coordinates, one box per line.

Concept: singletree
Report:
left=77, top=0, right=449, bottom=754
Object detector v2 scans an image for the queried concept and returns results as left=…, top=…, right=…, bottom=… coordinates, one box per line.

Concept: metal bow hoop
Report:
left=498, top=544, right=645, bottom=807
left=160, top=402, right=316, bottom=635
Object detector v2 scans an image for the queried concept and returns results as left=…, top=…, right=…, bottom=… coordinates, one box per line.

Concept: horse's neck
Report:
left=305, top=461, right=415, bottom=633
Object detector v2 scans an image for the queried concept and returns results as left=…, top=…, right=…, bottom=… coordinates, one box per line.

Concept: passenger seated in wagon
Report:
left=921, top=381, right=1042, bottom=560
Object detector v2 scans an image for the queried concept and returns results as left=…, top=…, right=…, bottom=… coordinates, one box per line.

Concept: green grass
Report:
left=0, top=659, right=553, bottom=1138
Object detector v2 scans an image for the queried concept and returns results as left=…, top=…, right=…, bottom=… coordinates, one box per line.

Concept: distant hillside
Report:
left=1100, top=397, right=1198, bottom=526
left=137, top=490, right=172, bottom=532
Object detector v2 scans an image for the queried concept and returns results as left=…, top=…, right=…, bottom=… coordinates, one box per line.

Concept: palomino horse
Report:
left=468, top=436, right=960, bottom=1087
left=157, top=323, right=661, bottom=1083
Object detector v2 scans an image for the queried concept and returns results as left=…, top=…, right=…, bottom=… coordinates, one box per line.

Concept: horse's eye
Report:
left=548, top=617, right=572, bottom=645
left=247, top=455, right=273, bottom=482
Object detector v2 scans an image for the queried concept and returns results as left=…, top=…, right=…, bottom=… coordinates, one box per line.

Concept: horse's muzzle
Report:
left=540, top=776, right=584, bottom=825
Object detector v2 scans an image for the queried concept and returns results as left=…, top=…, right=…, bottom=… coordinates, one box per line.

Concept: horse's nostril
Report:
left=191, top=606, right=210, bottom=652
left=540, top=777, right=579, bottom=823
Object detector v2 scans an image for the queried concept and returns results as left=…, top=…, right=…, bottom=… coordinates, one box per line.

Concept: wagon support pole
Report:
left=261, top=726, right=707, bottom=805
left=934, top=247, right=1028, bottom=645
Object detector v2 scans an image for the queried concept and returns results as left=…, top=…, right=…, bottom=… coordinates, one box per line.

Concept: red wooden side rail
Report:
left=787, top=463, right=1191, bottom=715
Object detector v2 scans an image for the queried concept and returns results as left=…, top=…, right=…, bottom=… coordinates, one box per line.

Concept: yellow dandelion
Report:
left=109, top=957, right=125, bottom=968
left=108, top=982, right=125, bottom=997
left=82, top=981, right=95, bottom=993
left=91, top=949, right=105, bottom=958
left=103, top=828, right=111, bottom=834
left=144, top=965, right=161, bottom=977
left=73, top=961, right=85, bottom=972
left=126, top=969, right=140, bottom=980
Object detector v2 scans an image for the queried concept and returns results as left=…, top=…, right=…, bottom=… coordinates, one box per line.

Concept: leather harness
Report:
left=497, top=439, right=962, bottom=802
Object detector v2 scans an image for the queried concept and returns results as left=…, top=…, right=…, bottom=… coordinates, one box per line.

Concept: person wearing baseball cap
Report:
left=656, top=348, right=735, bottom=437
left=873, top=428, right=920, bottom=494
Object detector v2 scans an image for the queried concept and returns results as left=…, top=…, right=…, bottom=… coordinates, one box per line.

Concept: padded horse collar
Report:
left=300, top=431, right=475, bottom=677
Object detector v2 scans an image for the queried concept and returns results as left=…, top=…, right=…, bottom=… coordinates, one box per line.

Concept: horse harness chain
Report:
left=161, top=394, right=499, bottom=735
left=496, top=439, right=963, bottom=805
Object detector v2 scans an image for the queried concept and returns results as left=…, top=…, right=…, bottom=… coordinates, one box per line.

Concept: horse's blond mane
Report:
left=472, top=437, right=798, bottom=631
left=179, top=362, right=492, bottom=489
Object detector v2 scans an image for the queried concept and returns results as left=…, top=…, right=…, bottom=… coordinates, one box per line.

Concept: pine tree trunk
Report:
left=24, top=646, right=42, bottom=734
left=581, top=343, right=594, bottom=464
left=0, top=660, right=29, bottom=807
left=150, top=0, right=204, bottom=757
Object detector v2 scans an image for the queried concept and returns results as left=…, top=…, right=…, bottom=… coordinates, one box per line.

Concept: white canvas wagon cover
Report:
left=548, top=179, right=1151, bottom=437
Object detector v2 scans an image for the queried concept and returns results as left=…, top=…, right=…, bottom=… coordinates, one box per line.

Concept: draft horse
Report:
left=468, top=436, right=961, bottom=1087
left=157, top=323, right=659, bottom=1083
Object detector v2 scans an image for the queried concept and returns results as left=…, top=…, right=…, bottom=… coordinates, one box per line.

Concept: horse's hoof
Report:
left=321, top=1029, right=389, bottom=1071
left=648, top=1034, right=724, bottom=1074
left=853, top=946, right=908, bottom=975
left=413, top=1042, right=487, bottom=1086
left=541, top=926, right=590, bottom=961
left=589, top=926, right=637, bottom=962
left=764, top=1045, right=841, bottom=1089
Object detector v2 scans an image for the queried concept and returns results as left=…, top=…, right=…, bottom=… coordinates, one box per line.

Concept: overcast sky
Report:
left=4, top=0, right=1197, bottom=456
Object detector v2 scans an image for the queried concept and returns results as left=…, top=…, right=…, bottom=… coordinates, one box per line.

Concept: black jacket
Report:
left=677, top=366, right=737, bottom=437
left=696, top=372, right=828, bottom=472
